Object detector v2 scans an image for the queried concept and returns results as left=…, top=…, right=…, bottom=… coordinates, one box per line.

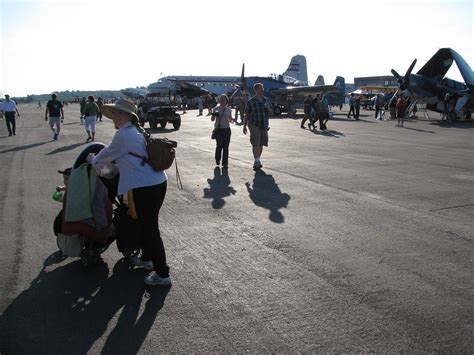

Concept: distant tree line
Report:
left=13, top=90, right=125, bottom=103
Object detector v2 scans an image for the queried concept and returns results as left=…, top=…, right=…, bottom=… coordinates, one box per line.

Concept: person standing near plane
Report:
left=301, top=95, right=313, bottom=128
left=396, top=94, right=406, bottom=127
left=211, top=94, right=232, bottom=168
left=243, top=83, right=272, bottom=170
left=197, top=96, right=204, bottom=116
left=347, top=93, right=356, bottom=119
left=181, top=96, right=187, bottom=114
left=389, top=94, right=397, bottom=120
left=441, top=93, right=451, bottom=122
left=375, top=94, right=386, bottom=120
left=45, top=94, right=64, bottom=140
left=287, top=95, right=294, bottom=117
left=0, top=94, right=20, bottom=136
left=354, top=96, right=361, bottom=120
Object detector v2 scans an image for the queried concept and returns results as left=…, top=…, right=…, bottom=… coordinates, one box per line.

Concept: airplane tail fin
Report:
left=282, top=55, right=308, bottom=85
left=315, top=75, right=325, bottom=86
left=333, top=76, right=345, bottom=94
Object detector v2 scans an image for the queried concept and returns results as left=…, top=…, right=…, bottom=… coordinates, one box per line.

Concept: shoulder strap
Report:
left=128, top=126, right=149, bottom=164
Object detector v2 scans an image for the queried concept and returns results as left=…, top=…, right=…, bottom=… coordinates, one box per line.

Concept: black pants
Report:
left=347, top=105, right=355, bottom=118
left=5, top=112, right=16, bottom=135
left=355, top=106, right=360, bottom=119
left=301, top=110, right=311, bottom=126
left=133, top=181, right=169, bottom=277
left=375, top=105, right=380, bottom=118
left=215, top=128, right=231, bottom=166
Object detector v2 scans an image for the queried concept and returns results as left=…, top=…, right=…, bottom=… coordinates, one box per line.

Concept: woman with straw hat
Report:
left=86, top=99, right=171, bottom=286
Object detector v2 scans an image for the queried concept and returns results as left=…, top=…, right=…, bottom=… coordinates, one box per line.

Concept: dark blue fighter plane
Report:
left=391, top=48, right=473, bottom=120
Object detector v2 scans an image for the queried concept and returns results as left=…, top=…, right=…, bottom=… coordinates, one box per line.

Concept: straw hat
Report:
left=100, top=99, right=138, bottom=120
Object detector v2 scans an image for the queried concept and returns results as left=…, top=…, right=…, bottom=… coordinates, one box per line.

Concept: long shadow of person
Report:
left=203, top=166, right=236, bottom=209
left=45, top=142, right=87, bottom=155
left=245, top=169, right=290, bottom=223
left=0, top=252, right=169, bottom=354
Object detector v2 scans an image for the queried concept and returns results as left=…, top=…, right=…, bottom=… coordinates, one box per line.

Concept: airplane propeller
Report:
left=391, top=58, right=417, bottom=90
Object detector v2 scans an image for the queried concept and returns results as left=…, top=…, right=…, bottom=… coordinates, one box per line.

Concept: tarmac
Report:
left=0, top=103, right=473, bottom=353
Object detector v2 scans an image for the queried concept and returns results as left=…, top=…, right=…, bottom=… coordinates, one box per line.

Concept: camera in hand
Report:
left=211, top=111, right=220, bottom=117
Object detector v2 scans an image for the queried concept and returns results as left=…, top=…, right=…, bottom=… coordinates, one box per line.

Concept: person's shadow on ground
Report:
left=203, top=166, right=236, bottom=209
left=0, top=252, right=170, bottom=354
left=245, top=169, right=290, bottom=223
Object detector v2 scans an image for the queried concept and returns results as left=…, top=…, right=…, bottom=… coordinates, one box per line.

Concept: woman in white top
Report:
left=211, top=94, right=232, bottom=168
left=86, top=99, right=171, bottom=287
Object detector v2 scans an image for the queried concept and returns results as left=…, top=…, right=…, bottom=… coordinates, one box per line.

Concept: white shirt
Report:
left=1, top=100, right=18, bottom=112
left=212, top=106, right=232, bottom=129
left=91, top=122, right=167, bottom=195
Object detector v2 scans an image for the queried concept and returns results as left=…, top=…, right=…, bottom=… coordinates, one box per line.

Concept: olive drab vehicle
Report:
left=137, top=90, right=181, bottom=130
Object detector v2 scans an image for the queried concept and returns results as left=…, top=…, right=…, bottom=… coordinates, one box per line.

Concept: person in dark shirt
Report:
left=96, top=97, right=104, bottom=122
left=45, top=94, right=64, bottom=140
left=301, top=95, right=313, bottom=128
left=243, top=83, right=272, bottom=170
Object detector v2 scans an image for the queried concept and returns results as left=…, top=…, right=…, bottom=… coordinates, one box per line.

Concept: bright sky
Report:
left=1, top=0, right=472, bottom=97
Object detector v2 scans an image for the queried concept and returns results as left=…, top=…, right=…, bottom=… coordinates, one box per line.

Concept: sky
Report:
left=1, top=0, right=472, bottom=97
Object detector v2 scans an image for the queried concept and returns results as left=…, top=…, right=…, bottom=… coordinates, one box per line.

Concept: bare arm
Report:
left=243, top=113, right=248, bottom=134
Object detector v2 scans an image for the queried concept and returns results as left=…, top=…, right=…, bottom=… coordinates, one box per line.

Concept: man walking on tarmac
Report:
left=0, top=94, right=20, bottom=136
left=243, top=83, right=272, bottom=170
left=45, top=93, right=64, bottom=140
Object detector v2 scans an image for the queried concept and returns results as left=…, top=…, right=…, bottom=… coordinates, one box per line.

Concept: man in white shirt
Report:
left=0, top=94, right=21, bottom=136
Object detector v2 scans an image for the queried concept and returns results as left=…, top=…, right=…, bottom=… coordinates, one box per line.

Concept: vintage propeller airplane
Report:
left=391, top=48, right=473, bottom=120
left=237, top=57, right=345, bottom=115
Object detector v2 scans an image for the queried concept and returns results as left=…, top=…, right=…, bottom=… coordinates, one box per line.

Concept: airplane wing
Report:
left=417, top=48, right=474, bottom=88
left=170, top=80, right=212, bottom=98
left=269, top=85, right=339, bottom=98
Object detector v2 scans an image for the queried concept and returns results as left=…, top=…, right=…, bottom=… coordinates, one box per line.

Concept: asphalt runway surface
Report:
left=0, top=103, right=473, bottom=353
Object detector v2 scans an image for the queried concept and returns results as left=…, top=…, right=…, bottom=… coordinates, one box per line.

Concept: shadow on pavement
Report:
left=430, top=120, right=474, bottom=129
left=203, top=166, right=236, bottom=209
left=401, top=126, right=436, bottom=133
left=0, top=252, right=169, bottom=354
left=311, top=128, right=345, bottom=138
left=245, top=169, right=290, bottom=223
left=0, top=141, right=51, bottom=154
left=45, top=142, right=87, bottom=155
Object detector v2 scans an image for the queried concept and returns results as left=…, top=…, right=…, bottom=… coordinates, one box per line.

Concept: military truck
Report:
left=137, top=93, right=181, bottom=130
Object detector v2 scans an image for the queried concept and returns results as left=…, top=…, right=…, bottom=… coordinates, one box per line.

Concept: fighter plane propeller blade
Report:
left=392, top=59, right=417, bottom=90
left=405, top=59, right=417, bottom=77
left=391, top=69, right=402, bottom=79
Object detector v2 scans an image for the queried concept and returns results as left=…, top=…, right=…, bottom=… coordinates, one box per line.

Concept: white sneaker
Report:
left=144, top=272, right=171, bottom=286
left=130, top=255, right=154, bottom=270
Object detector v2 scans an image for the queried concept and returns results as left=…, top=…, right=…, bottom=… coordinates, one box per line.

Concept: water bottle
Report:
left=52, top=191, right=63, bottom=201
